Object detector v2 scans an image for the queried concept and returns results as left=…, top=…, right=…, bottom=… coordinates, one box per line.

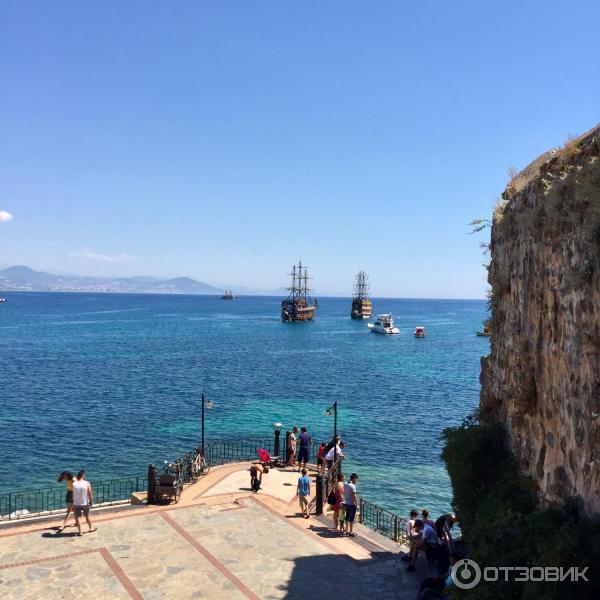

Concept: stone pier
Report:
left=0, top=463, right=425, bottom=599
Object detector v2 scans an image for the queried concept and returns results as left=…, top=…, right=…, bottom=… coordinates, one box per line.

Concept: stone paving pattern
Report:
left=0, top=463, right=424, bottom=599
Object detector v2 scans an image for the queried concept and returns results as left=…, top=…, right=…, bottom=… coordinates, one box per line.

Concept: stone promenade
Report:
left=0, top=463, right=424, bottom=599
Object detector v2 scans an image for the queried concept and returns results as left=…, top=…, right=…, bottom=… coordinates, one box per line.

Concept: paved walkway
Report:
left=0, top=463, right=424, bottom=599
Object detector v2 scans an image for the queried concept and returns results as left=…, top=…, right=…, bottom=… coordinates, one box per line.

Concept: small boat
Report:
left=368, top=314, right=399, bottom=335
left=414, top=326, right=426, bottom=338
left=220, top=290, right=235, bottom=300
left=476, top=327, right=491, bottom=337
left=0, top=298, right=6, bottom=303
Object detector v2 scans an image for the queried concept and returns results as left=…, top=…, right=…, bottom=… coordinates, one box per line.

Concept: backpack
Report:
left=327, top=490, right=337, bottom=505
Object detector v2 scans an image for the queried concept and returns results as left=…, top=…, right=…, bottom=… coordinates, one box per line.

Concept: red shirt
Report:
left=317, top=446, right=326, bottom=460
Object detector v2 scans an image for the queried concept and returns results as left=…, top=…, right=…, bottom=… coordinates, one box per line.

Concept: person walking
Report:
left=56, top=471, right=74, bottom=533
left=343, top=473, right=359, bottom=536
left=72, top=470, right=96, bottom=536
left=297, top=426, right=312, bottom=472
left=297, top=467, right=311, bottom=519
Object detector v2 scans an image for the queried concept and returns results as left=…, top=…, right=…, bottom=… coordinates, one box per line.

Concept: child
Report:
left=316, top=442, right=327, bottom=474
left=297, top=468, right=311, bottom=519
left=338, top=502, right=346, bottom=533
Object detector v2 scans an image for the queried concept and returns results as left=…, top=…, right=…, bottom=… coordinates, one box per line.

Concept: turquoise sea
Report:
left=0, top=292, right=488, bottom=517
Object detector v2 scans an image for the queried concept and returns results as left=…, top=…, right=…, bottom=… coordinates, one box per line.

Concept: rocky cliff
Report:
left=480, top=124, right=600, bottom=517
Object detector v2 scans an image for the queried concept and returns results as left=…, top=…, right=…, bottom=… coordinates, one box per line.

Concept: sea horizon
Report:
left=0, top=289, right=488, bottom=302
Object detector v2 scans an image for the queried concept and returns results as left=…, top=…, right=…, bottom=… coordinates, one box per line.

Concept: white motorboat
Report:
left=368, top=314, right=399, bottom=335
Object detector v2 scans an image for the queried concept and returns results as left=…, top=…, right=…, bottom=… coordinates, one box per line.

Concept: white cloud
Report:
left=69, top=249, right=135, bottom=263
left=0, top=210, right=13, bottom=223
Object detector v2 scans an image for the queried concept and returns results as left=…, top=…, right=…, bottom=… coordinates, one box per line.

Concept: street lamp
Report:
left=201, top=392, right=214, bottom=456
left=325, top=401, right=338, bottom=461
left=273, top=422, right=283, bottom=460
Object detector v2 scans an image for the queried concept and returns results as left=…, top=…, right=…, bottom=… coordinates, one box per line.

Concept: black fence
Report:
left=0, top=474, right=147, bottom=521
left=311, top=457, right=342, bottom=515
left=358, top=497, right=408, bottom=544
left=204, top=437, right=279, bottom=466
left=0, top=434, right=318, bottom=521
left=204, top=435, right=317, bottom=467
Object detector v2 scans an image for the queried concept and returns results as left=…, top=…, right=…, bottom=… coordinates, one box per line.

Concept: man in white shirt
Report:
left=402, top=509, right=420, bottom=563
left=72, top=470, right=96, bottom=536
left=325, top=441, right=344, bottom=469
left=343, top=473, right=358, bottom=536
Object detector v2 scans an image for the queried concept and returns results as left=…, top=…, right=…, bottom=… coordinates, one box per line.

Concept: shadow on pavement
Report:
left=281, top=552, right=419, bottom=600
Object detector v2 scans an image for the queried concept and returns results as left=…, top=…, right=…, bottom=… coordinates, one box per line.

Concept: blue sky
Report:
left=1, top=1, right=599, bottom=298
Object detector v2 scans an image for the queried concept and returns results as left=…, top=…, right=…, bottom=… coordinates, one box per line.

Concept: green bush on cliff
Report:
left=441, top=416, right=600, bottom=600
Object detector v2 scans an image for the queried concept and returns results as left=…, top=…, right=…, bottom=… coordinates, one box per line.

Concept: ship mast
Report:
left=289, top=263, right=297, bottom=301
left=282, top=260, right=317, bottom=321
left=288, top=261, right=313, bottom=302
left=354, top=270, right=369, bottom=300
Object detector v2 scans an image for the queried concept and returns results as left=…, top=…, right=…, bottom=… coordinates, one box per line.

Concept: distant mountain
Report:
left=0, top=265, right=63, bottom=285
left=0, top=266, right=222, bottom=295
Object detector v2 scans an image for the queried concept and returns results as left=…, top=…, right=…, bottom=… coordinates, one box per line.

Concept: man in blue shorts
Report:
left=297, top=468, right=311, bottom=518
left=297, top=426, right=312, bottom=472
left=343, top=473, right=359, bottom=536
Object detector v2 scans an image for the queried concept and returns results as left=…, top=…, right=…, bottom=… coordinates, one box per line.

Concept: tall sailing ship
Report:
left=281, top=261, right=318, bottom=322
left=350, top=270, right=373, bottom=319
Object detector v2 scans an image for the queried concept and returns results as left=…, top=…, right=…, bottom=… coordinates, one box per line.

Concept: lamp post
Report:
left=201, top=392, right=214, bottom=456
left=273, top=422, right=283, bottom=460
left=325, top=401, right=338, bottom=460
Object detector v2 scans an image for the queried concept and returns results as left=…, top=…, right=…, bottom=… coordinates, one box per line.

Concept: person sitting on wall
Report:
left=406, top=518, right=441, bottom=573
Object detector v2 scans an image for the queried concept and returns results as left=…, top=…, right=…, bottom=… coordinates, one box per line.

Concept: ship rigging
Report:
left=281, top=261, right=318, bottom=322
left=351, top=270, right=373, bottom=319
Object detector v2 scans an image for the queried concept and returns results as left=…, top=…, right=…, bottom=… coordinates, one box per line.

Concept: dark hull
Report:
left=281, top=300, right=316, bottom=322
left=351, top=298, right=372, bottom=319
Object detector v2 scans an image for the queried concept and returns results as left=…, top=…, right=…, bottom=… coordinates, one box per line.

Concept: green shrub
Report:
left=441, top=416, right=600, bottom=599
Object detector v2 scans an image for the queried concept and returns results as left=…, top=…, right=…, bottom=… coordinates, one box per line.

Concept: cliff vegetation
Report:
left=442, top=416, right=600, bottom=599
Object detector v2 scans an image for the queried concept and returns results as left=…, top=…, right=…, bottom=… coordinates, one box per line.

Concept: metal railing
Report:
left=204, top=436, right=317, bottom=467
left=310, top=457, right=342, bottom=514
left=0, top=474, right=147, bottom=521
left=0, top=435, right=316, bottom=521
left=358, top=497, right=408, bottom=544
left=205, top=437, right=277, bottom=466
